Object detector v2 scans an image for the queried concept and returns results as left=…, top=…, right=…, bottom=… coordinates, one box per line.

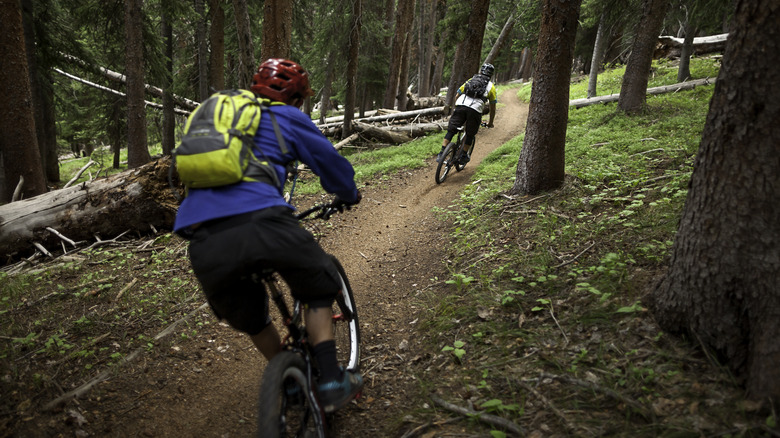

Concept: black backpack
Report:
left=463, top=74, right=490, bottom=100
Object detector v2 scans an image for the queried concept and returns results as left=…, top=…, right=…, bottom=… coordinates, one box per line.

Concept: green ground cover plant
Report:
left=408, top=57, right=772, bottom=436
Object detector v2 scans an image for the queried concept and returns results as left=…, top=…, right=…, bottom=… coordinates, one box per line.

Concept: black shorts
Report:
left=188, top=206, right=340, bottom=335
left=446, top=106, right=482, bottom=144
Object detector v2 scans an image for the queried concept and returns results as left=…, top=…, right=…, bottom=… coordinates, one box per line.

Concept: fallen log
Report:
left=569, top=77, right=716, bottom=109
left=317, top=106, right=445, bottom=130
left=385, top=121, right=447, bottom=137
left=405, top=95, right=446, bottom=110
left=0, top=158, right=179, bottom=263
left=352, top=122, right=412, bottom=144
left=656, top=33, right=728, bottom=58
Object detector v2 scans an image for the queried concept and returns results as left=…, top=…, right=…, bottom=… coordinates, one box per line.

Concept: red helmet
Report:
left=251, top=58, right=314, bottom=107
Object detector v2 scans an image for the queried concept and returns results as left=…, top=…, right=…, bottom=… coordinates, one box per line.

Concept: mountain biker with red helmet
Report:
left=174, top=58, right=363, bottom=413
left=437, top=63, right=497, bottom=163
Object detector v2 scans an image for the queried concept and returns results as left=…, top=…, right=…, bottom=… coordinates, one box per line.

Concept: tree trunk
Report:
left=587, top=13, right=606, bottom=98
left=22, top=0, right=58, bottom=184
left=319, top=59, right=335, bottom=124
left=125, top=0, right=150, bottom=169
left=447, top=0, right=491, bottom=109
left=342, top=0, right=362, bottom=138
left=519, top=47, right=534, bottom=82
left=511, top=0, right=581, bottom=196
left=650, top=1, right=780, bottom=404
left=0, top=0, right=47, bottom=202
left=382, top=0, right=414, bottom=109
left=208, top=0, right=225, bottom=91
left=677, top=21, right=696, bottom=82
left=161, top=9, right=175, bottom=156
left=484, top=14, right=515, bottom=66
left=397, top=31, right=412, bottom=111
left=617, top=0, right=670, bottom=113
left=417, top=0, right=436, bottom=98
left=232, top=0, right=255, bottom=89
left=261, top=0, right=291, bottom=59
left=195, top=0, right=209, bottom=101
left=0, top=158, right=179, bottom=261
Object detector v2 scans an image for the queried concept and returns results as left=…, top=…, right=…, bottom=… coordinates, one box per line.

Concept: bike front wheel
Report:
left=257, top=351, right=326, bottom=438
left=435, top=143, right=458, bottom=184
left=329, top=255, right=360, bottom=372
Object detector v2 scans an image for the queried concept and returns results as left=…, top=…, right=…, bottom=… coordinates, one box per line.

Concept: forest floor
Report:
left=3, top=89, right=773, bottom=438
left=2, top=91, right=525, bottom=438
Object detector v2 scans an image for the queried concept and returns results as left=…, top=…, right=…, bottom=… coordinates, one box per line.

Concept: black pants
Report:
left=445, top=106, right=482, bottom=146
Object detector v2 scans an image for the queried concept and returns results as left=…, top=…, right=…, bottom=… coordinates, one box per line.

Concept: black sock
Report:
left=312, top=340, right=341, bottom=383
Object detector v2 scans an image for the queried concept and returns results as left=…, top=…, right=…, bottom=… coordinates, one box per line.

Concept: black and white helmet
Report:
left=480, top=63, right=495, bottom=77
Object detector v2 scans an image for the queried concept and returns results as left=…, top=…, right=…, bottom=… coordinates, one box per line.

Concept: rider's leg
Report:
left=250, top=323, right=282, bottom=361
left=439, top=108, right=467, bottom=161
left=305, top=306, right=341, bottom=382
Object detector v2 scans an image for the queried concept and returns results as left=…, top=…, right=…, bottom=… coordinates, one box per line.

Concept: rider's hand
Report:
left=333, top=190, right=361, bottom=212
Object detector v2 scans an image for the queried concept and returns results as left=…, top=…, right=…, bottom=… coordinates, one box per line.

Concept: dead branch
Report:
left=539, top=372, right=655, bottom=420
left=12, top=176, right=24, bottom=202
left=516, top=380, right=578, bottom=433
left=430, top=393, right=524, bottom=435
left=63, top=160, right=96, bottom=189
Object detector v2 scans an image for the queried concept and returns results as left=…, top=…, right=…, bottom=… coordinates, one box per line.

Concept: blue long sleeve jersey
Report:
left=173, top=103, right=358, bottom=235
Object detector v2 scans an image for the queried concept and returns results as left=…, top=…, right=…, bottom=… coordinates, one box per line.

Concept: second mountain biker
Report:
left=437, top=63, right=498, bottom=163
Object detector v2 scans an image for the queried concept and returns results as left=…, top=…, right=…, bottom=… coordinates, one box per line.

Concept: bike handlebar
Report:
left=295, top=200, right=351, bottom=221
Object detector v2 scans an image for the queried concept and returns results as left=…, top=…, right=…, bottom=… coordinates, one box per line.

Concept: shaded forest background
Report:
left=0, top=0, right=731, bottom=202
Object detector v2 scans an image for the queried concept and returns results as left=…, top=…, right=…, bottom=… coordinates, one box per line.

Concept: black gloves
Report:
left=333, top=190, right=362, bottom=213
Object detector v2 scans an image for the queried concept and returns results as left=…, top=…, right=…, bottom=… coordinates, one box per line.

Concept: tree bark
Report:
left=677, top=21, right=696, bottom=82
left=397, top=31, right=413, bottom=111
left=617, top=0, right=670, bottom=113
left=0, top=0, right=47, bottom=202
left=261, top=0, right=291, bottom=59
left=447, top=0, right=491, bottom=110
left=22, top=0, right=58, bottom=184
left=232, top=0, right=255, bottom=89
left=383, top=0, right=415, bottom=109
left=511, top=0, right=581, bottom=196
left=587, top=13, right=606, bottom=98
left=342, top=0, right=362, bottom=137
left=0, top=158, right=179, bottom=262
left=161, top=9, right=175, bottom=156
left=195, top=0, right=210, bottom=101
left=519, top=47, right=534, bottom=82
left=208, top=0, right=226, bottom=91
left=650, top=1, right=780, bottom=404
left=417, top=0, right=436, bottom=98
left=125, top=0, right=151, bottom=169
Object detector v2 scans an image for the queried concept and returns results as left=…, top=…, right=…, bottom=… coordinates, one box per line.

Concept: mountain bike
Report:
left=256, top=201, right=361, bottom=438
left=434, top=122, right=488, bottom=184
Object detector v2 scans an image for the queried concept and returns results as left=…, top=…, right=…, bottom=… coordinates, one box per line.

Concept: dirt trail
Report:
left=39, top=90, right=527, bottom=438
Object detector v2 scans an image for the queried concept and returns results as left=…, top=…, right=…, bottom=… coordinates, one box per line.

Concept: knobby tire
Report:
left=257, top=351, right=326, bottom=438
left=329, top=255, right=361, bottom=371
left=435, top=143, right=457, bottom=184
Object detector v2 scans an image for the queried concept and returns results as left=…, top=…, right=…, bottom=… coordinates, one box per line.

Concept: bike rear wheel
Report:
left=257, top=351, right=325, bottom=438
left=329, top=255, right=360, bottom=371
left=435, top=143, right=458, bottom=184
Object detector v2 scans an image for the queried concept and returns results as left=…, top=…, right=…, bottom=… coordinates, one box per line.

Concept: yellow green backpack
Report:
left=172, top=89, right=288, bottom=189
